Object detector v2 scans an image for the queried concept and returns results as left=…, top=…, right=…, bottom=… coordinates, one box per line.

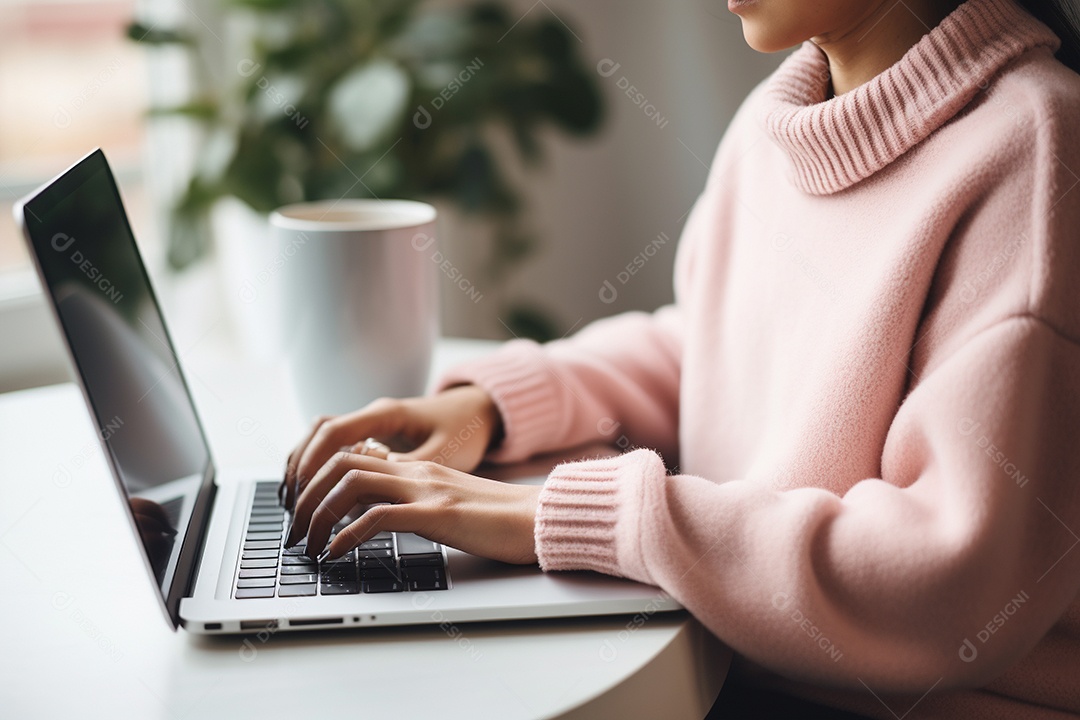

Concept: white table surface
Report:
left=0, top=338, right=730, bottom=720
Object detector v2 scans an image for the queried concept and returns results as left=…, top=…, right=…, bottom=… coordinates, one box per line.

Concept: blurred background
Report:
left=0, top=0, right=784, bottom=393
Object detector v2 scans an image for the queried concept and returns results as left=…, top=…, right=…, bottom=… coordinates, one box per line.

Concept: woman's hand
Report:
left=280, top=385, right=502, bottom=508
left=286, top=453, right=541, bottom=565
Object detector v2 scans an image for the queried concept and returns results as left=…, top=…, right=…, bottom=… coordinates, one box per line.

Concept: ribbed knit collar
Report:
left=760, top=0, right=1060, bottom=195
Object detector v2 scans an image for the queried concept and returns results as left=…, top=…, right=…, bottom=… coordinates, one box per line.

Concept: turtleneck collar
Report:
left=760, top=0, right=1060, bottom=195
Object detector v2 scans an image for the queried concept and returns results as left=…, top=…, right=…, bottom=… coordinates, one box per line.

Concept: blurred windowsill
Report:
left=0, top=270, right=70, bottom=393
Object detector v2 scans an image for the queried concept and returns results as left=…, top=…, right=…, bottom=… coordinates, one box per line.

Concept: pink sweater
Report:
left=439, top=0, right=1080, bottom=716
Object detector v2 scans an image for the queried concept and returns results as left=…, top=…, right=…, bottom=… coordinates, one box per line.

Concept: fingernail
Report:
left=316, top=548, right=332, bottom=563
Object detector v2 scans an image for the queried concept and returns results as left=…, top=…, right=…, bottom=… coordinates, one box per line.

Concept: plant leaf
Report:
left=146, top=100, right=219, bottom=120
left=502, top=302, right=559, bottom=342
left=540, top=70, right=603, bottom=135
left=227, top=0, right=295, bottom=10
left=125, top=22, right=193, bottom=45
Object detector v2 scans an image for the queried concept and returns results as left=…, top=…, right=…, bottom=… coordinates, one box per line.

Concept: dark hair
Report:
left=1016, top=0, right=1080, bottom=73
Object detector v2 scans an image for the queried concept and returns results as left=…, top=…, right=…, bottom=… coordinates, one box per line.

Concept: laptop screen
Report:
left=18, top=150, right=212, bottom=616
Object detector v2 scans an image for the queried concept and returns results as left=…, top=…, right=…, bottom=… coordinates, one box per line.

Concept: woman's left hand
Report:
left=286, top=452, right=541, bottom=565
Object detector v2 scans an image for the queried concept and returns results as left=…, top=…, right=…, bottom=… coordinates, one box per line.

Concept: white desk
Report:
left=0, top=338, right=730, bottom=719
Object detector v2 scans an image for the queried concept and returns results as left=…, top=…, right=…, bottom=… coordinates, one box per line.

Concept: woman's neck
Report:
left=813, top=0, right=963, bottom=96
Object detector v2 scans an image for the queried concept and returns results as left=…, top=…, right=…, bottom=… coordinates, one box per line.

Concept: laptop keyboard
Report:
left=234, top=481, right=449, bottom=599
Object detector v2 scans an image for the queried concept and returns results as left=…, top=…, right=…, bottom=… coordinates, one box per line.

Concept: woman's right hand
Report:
left=279, top=385, right=502, bottom=508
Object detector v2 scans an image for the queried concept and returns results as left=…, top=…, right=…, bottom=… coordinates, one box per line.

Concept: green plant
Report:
left=128, top=0, right=604, bottom=340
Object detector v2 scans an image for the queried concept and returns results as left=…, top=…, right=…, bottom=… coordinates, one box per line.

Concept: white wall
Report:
left=439, top=0, right=785, bottom=338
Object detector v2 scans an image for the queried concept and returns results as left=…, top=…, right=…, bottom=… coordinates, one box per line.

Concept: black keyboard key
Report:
left=321, top=561, right=356, bottom=573
left=403, top=567, right=448, bottom=591
left=251, top=509, right=285, bottom=518
left=278, top=583, right=317, bottom=597
left=362, top=579, right=404, bottom=593
left=370, top=531, right=392, bottom=541
left=399, top=553, right=443, bottom=568
left=282, top=554, right=317, bottom=565
left=283, top=545, right=310, bottom=556
left=321, top=561, right=357, bottom=574
left=239, top=567, right=277, bottom=579
left=359, top=557, right=397, bottom=571
left=236, top=587, right=275, bottom=599
left=281, top=563, right=318, bottom=575
left=279, top=573, right=318, bottom=585
left=245, top=540, right=280, bottom=550
left=358, top=539, right=392, bottom=551
left=243, top=549, right=280, bottom=560
left=247, top=522, right=283, bottom=531
left=237, top=577, right=276, bottom=588
left=321, top=572, right=357, bottom=585
left=357, top=548, right=393, bottom=560
left=321, top=580, right=361, bottom=595
left=396, top=533, right=440, bottom=556
left=240, top=558, right=278, bottom=569
left=360, top=566, right=399, bottom=581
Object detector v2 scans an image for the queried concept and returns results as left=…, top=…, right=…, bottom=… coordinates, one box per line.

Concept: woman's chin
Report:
left=740, top=24, right=804, bottom=53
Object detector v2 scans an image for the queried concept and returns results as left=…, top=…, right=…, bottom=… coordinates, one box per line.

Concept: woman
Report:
left=281, top=0, right=1080, bottom=716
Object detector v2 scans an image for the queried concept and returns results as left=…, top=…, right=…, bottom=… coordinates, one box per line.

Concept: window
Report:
left=0, top=0, right=148, bottom=279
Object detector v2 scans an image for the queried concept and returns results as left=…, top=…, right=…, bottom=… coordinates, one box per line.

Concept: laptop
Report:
left=15, top=149, right=682, bottom=634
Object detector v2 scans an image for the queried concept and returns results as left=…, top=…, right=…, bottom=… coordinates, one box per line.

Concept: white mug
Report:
left=269, top=199, right=439, bottom=419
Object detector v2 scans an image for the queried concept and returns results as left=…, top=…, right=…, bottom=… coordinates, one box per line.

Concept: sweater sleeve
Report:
left=434, top=307, right=682, bottom=464
left=535, top=315, right=1080, bottom=692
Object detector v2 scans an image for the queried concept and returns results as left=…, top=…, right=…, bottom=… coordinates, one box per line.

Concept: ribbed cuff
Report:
left=535, top=449, right=663, bottom=583
left=435, top=339, right=565, bottom=463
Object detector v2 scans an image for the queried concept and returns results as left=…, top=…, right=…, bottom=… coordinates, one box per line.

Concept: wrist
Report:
left=444, top=384, right=504, bottom=450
